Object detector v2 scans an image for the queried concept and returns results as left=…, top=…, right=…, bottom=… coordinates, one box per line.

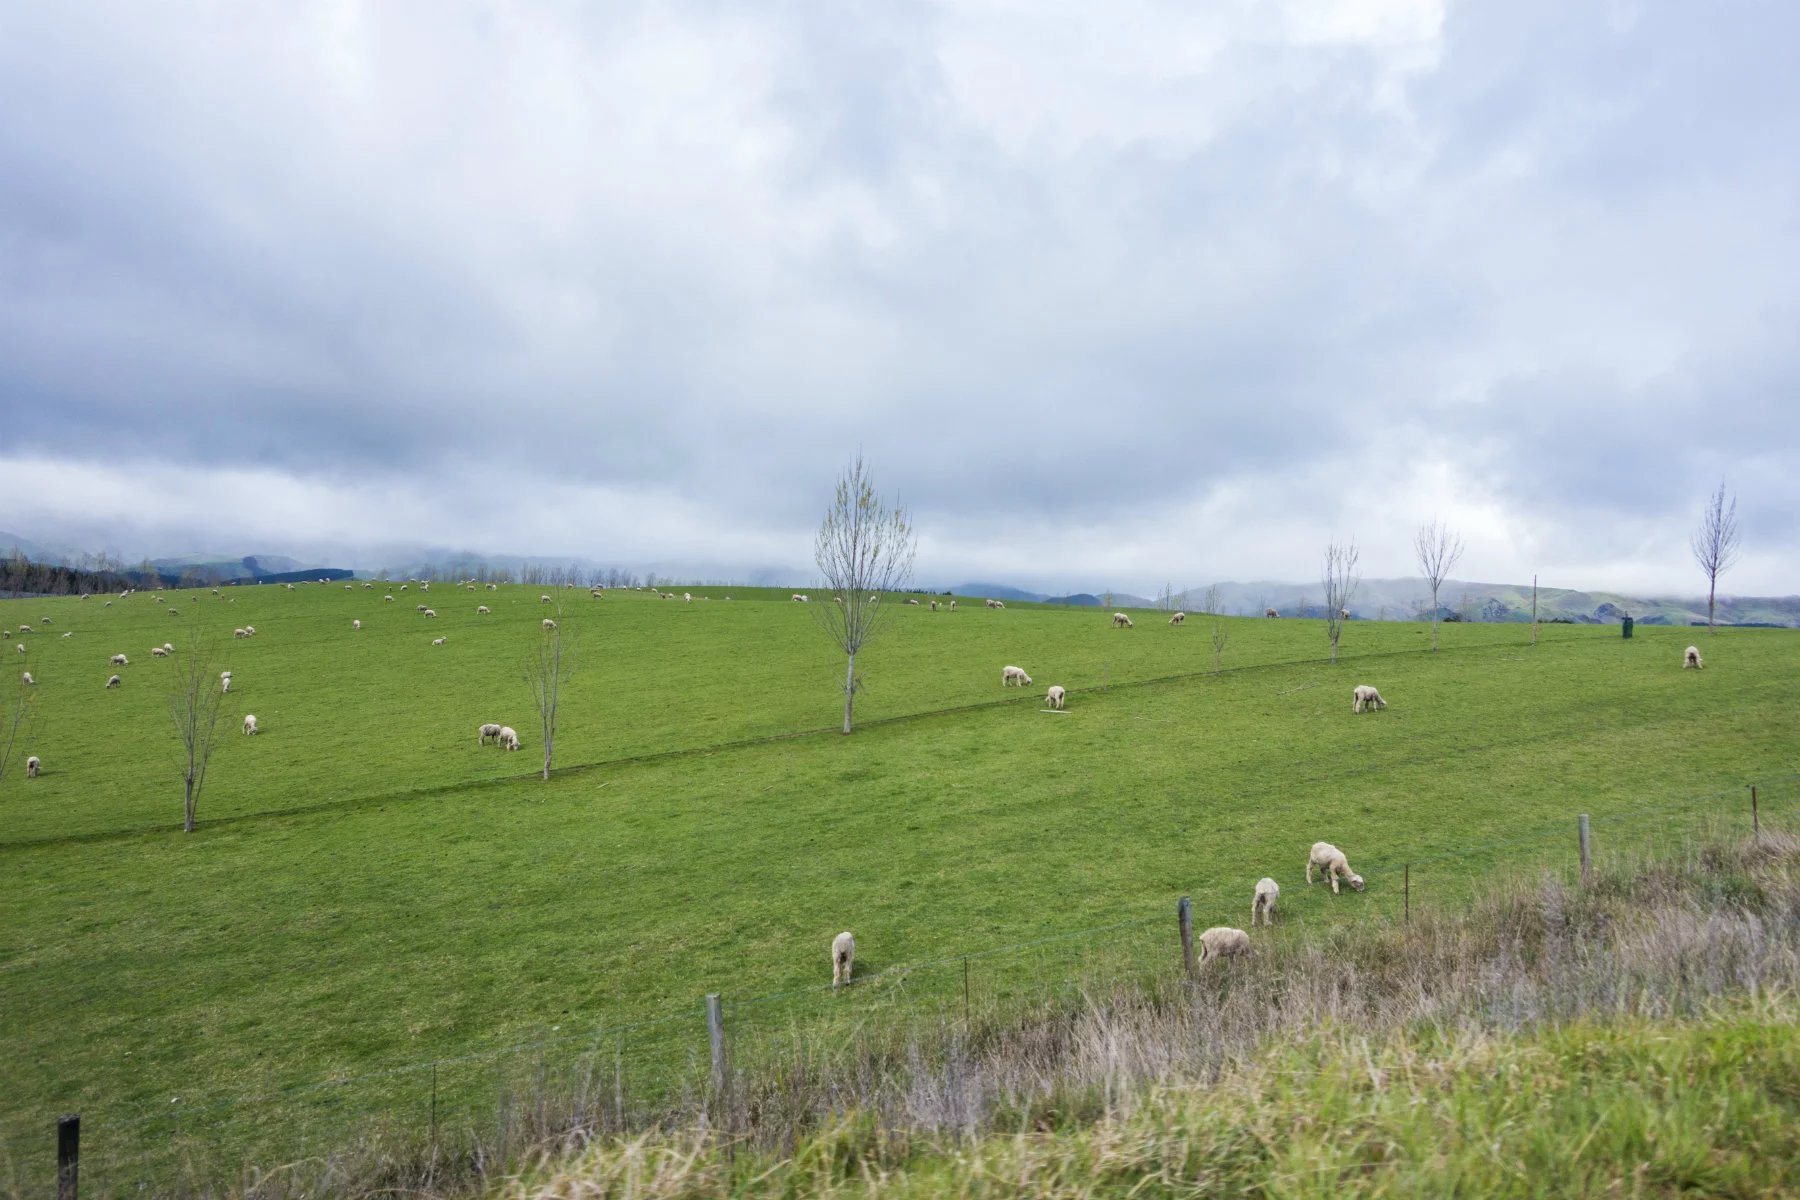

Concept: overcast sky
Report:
left=2, top=0, right=1796, bottom=595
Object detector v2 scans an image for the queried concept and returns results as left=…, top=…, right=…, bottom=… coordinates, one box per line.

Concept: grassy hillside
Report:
left=1, top=582, right=1796, bottom=1191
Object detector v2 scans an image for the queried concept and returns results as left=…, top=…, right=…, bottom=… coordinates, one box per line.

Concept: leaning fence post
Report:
left=1751, top=785, right=1759, bottom=837
left=1578, top=814, right=1592, bottom=883
left=706, top=993, right=728, bottom=1111
left=57, top=1114, right=78, bottom=1200
left=1178, top=896, right=1196, bottom=977
left=1404, top=863, right=1410, bottom=925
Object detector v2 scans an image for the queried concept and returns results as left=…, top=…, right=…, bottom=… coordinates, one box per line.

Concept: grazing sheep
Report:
left=1045, top=684, right=1066, bottom=710
left=400, top=584, right=409, bottom=591
left=542, top=618, right=557, bottom=630
left=1198, top=926, right=1252, bottom=963
left=477, top=605, right=490, bottom=614
left=831, top=931, right=856, bottom=989
left=243, top=714, right=258, bottom=735
left=478, top=722, right=504, bottom=745
left=907, top=598, right=919, bottom=605
left=930, top=600, right=939, bottom=611
left=683, top=593, right=692, bottom=602
left=13, top=644, right=21, bottom=655
left=488, top=583, right=498, bottom=591
left=1340, top=608, right=1351, bottom=620
left=151, top=646, right=168, bottom=657
left=792, top=594, right=809, bottom=603
left=498, top=726, right=521, bottom=751
left=39, top=617, right=50, bottom=625
left=110, top=654, right=129, bottom=666
left=1265, top=607, right=1279, bottom=618
left=949, top=600, right=957, bottom=610
left=432, top=637, right=447, bottom=646
left=234, top=628, right=248, bottom=638
left=221, top=672, right=232, bottom=694
left=384, top=595, right=395, bottom=603
left=286, top=583, right=295, bottom=591
left=168, top=609, right=178, bottom=616
left=541, top=595, right=553, bottom=604
left=423, top=609, right=436, bottom=618
left=2, top=630, right=8, bottom=638
left=61, top=632, right=71, bottom=638
left=1112, top=612, right=1134, bottom=629
left=416, top=604, right=429, bottom=612
left=21, top=672, right=33, bottom=685
left=1169, top=612, right=1185, bottom=625
left=106, top=674, right=122, bottom=689
left=1252, top=877, right=1279, bottom=926
left=1351, top=684, right=1386, bottom=713
left=245, top=625, right=256, bottom=636
left=163, top=643, right=174, bottom=654
left=352, top=620, right=361, bottom=630
left=1001, top=665, right=1032, bottom=687
left=26, top=755, right=39, bottom=778
left=868, top=594, right=879, bottom=603
left=1684, top=646, right=1704, bottom=669
left=1307, top=842, right=1364, bottom=893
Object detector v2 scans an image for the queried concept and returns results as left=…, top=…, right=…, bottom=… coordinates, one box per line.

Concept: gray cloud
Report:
left=3, top=0, right=1797, bottom=594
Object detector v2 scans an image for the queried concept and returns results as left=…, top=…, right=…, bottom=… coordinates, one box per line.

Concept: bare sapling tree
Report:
left=1157, top=582, right=1179, bottom=612
left=169, top=636, right=227, bottom=832
left=812, top=455, right=916, bottom=734
left=1413, top=518, right=1464, bottom=653
left=1202, top=583, right=1227, bottom=675
left=1690, top=480, right=1741, bottom=634
left=1322, top=539, right=1360, bottom=664
left=524, top=604, right=570, bottom=780
left=0, top=673, right=36, bottom=785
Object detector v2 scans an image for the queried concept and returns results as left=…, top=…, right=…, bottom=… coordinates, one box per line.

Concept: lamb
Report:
left=245, top=626, right=256, bottom=636
left=498, top=726, right=521, bottom=751
left=168, top=609, right=178, bottom=616
left=930, top=600, right=939, bottom=611
left=1001, top=665, right=1032, bottom=687
left=1252, top=877, right=1279, bottom=926
left=151, top=646, right=169, bottom=657
left=423, top=609, right=436, bottom=618
left=234, top=628, right=249, bottom=638
left=541, top=595, right=553, bottom=604
left=40, top=617, right=50, bottom=625
left=243, top=714, right=258, bottom=735
left=792, top=594, right=810, bottom=603
left=163, top=643, right=174, bottom=654
left=683, top=593, right=692, bottom=602
left=478, top=722, right=504, bottom=745
left=1112, top=612, right=1134, bottom=629
left=831, top=931, right=856, bottom=989
left=1045, top=684, right=1066, bottom=710
left=110, top=654, right=129, bottom=666
left=384, top=595, right=395, bottom=603
left=1307, top=842, right=1364, bottom=893
left=542, top=618, right=557, bottom=630
left=21, top=671, right=33, bottom=685
left=1265, top=607, right=1279, bottom=618
left=1197, top=926, right=1252, bottom=963
left=221, top=671, right=232, bottom=694
left=1684, top=646, right=1704, bottom=669
left=26, top=755, right=39, bottom=778
left=432, top=637, right=447, bottom=646
left=477, top=605, right=490, bottom=614
left=948, top=600, right=957, bottom=609
left=352, top=620, right=361, bottom=630
left=1169, top=612, right=1185, bottom=625
left=106, top=674, right=122, bottom=689
left=416, top=604, right=429, bottom=612
left=1351, top=684, right=1386, bottom=713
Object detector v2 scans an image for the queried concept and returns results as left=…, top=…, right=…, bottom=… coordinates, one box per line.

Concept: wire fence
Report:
left=7, top=771, right=1798, bottom=1197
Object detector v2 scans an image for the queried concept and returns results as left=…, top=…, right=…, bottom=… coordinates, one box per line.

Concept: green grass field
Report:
left=2, top=582, right=1797, bottom=1188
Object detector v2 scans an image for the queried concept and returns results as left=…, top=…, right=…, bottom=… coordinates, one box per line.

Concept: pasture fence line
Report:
left=13, top=770, right=1799, bottom=1197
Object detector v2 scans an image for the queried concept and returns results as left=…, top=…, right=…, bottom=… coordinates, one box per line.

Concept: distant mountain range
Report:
left=4, top=532, right=1794, bottom=626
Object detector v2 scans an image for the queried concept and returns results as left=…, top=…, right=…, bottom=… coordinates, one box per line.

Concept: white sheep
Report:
left=221, top=672, right=232, bottom=694
left=168, top=609, right=178, bottom=616
left=1684, top=646, right=1704, bottom=669
left=40, top=617, right=50, bottom=625
left=163, top=643, right=174, bottom=654
left=400, top=584, right=408, bottom=591
left=423, top=609, right=436, bottom=618
left=1351, top=685, right=1386, bottom=713
left=1045, top=684, right=1066, bottom=710
left=352, top=620, right=361, bottom=630
left=1002, top=665, right=1032, bottom=687
left=110, top=654, right=129, bottom=666
left=930, top=600, right=939, bottom=611
left=907, top=598, right=919, bottom=605
left=14, top=644, right=23, bottom=655
left=477, top=605, right=490, bottom=614
left=1112, top=612, right=1134, bottom=629
left=498, top=726, right=521, bottom=751
left=151, top=646, right=169, bottom=657
left=478, top=722, right=504, bottom=745
left=21, top=671, right=33, bottom=685
left=244, top=625, right=255, bottom=636
left=949, top=600, right=957, bottom=610
left=234, top=628, right=248, bottom=638
left=432, top=637, right=447, bottom=646
left=1307, top=842, right=1364, bottom=893
left=1265, top=607, right=1279, bottom=618
left=684, top=593, right=692, bottom=602
left=26, top=755, right=39, bottom=778
left=1197, top=926, right=1252, bottom=963
left=106, top=674, right=122, bottom=689
left=541, top=595, right=553, bottom=604
left=416, top=604, right=429, bottom=612
left=1169, top=612, right=1185, bottom=625
left=243, top=714, right=258, bottom=735
left=1252, top=877, right=1279, bottom=926
left=542, top=618, right=557, bottom=630
left=831, top=931, right=856, bottom=989
left=792, top=594, right=810, bottom=602
left=384, top=595, right=395, bottom=603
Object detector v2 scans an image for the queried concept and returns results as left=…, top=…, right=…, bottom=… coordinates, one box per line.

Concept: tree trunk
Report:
left=183, top=774, right=196, bottom=833
left=842, top=651, right=856, bottom=734
left=1709, top=577, right=1717, bottom=633
left=1430, top=585, right=1440, bottom=652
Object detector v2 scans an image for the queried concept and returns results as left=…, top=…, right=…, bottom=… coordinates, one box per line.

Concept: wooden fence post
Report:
left=962, top=957, right=970, bottom=1027
left=706, top=993, right=728, bottom=1111
left=57, top=1114, right=78, bottom=1200
left=1578, top=814, right=1591, bottom=883
left=1178, top=896, right=1196, bottom=977
left=1404, top=863, right=1410, bottom=925
left=1752, top=785, right=1759, bottom=837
